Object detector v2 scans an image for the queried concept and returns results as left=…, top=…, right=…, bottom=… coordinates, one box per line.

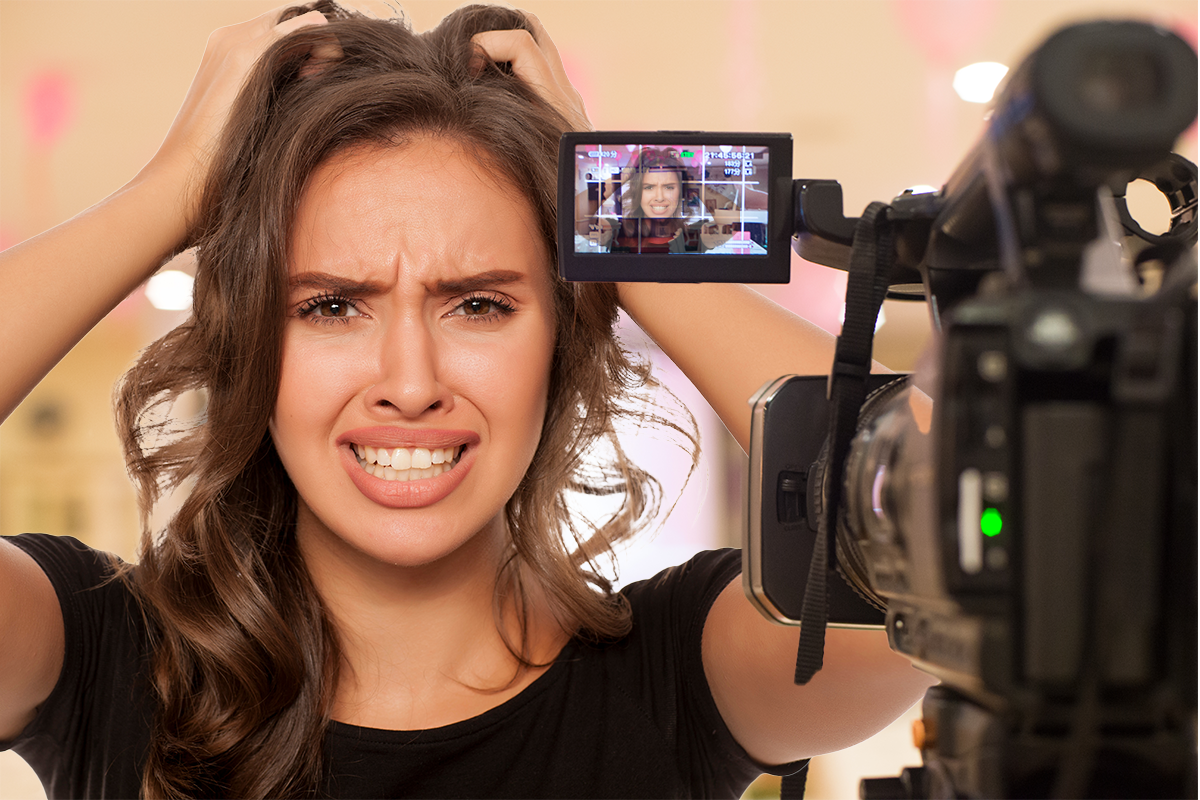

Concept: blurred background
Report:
left=1, top=1, right=1194, bottom=797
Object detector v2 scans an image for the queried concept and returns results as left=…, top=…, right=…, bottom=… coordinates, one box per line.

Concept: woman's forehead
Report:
left=288, top=138, right=550, bottom=284
left=305, top=137, right=520, bottom=198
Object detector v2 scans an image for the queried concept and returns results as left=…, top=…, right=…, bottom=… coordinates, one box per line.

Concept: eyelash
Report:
left=451, top=292, right=516, bottom=321
left=296, top=292, right=360, bottom=324
left=294, top=292, right=516, bottom=325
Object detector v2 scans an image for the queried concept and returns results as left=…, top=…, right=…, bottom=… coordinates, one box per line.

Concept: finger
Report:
left=206, top=6, right=326, bottom=66
left=471, top=28, right=591, bottom=129
left=274, top=8, right=342, bottom=77
left=274, top=8, right=328, bottom=36
left=222, top=4, right=322, bottom=46
left=518, top=12, right=572, bottom=93
left=471, top=28, right=553, bottom=88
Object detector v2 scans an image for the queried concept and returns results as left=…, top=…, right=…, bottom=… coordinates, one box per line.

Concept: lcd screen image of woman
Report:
left=572, top=143, right=770, bottom=255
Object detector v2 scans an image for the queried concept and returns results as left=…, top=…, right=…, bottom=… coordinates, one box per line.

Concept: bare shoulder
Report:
left=0, top=538, right=66, bottom=742
left=701, top=575, right=935, bottom=765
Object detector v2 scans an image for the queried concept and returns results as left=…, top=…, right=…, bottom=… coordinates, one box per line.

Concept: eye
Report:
left=449, top=293, right=516, bottom=321
left=297, top=293, right=362, bottom=322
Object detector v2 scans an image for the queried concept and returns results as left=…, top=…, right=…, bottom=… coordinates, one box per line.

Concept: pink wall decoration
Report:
left=23, top=69, right=77, bottom=151
left=560, top=53, right=598, bottom=123
left=892, top=0, right=999, bottom=67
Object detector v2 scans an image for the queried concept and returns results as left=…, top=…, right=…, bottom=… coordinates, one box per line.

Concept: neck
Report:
left=296, top=511, right=565, bottom=730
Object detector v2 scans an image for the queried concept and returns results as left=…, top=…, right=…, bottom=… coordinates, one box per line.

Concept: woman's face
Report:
left=271, top=137, right=557, bottom=574
left=639, top=169, right=682, bottom=218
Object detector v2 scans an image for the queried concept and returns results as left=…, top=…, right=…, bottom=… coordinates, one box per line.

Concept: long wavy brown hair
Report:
left=113, top=3, right=696, bottom=797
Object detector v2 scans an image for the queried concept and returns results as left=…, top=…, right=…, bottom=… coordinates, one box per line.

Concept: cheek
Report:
left=271, top=333, right=368, bottom=440
left=452, top=334, right=553, bottom=428
left=459, top=319, right=555, bottom=452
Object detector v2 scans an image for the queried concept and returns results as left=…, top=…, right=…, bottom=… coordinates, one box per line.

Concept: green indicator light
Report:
left=981, top=508, right=1003, bottom=537
left=681, top=150, right=695, bottom=158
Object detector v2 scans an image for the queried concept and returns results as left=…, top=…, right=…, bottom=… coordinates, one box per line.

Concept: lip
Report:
left=338, top=427, right=480, bottom=509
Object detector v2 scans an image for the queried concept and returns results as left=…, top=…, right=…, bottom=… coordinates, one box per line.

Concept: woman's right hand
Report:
left=148, top=5, right=331, bottom=235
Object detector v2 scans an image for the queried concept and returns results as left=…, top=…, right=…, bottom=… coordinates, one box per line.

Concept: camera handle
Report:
left=793, top=201, right=896, bottom=685
left=793, top=179, right=938, bottom=302
left=792, top=180, right=857, bottom=268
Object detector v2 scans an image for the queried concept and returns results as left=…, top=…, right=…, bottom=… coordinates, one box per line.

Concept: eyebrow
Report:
left=288, top=272, right=388, bottom=296
left=288, top=269, right=529, bottom=296
left=433, top=269, right=527, bottom=295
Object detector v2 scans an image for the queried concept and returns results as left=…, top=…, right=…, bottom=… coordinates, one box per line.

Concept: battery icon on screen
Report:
left=681, top=150, right=695, bottom=158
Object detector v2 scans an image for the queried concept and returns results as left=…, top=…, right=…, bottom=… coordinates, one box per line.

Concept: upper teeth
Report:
left=355, top=445, right=458, bottom=470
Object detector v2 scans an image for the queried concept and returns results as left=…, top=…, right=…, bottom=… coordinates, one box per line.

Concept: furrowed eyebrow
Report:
left=288, top=272, right=388, bottom=296
left=433, top=270, right=527, bottom=296
left=288, top=269, right=529, bottom=297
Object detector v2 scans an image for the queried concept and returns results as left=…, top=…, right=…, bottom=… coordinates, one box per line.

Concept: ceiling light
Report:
left=953, top=61, right=1009, bottom=103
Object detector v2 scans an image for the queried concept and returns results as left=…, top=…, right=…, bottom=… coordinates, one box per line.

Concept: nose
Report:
left=364, top=316, right=451, bottom=418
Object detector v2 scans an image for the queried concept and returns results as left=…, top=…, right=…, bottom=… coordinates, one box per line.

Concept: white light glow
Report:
left=145, top=270, right=194, bottom=311
left=953, top=61, right=1009, bottom=103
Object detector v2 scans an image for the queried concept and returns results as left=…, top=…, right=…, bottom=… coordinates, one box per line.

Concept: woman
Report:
left=626, top=148, right=688, bottom=220
left=612, top=147, right=708, bottom=253
left=0, top=3, right=933, bottom=798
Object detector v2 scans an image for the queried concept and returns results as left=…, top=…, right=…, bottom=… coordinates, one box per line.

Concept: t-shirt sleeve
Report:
left=619, top=548, right=807, bottom=797
left=1, top=533, right=150, bottom=800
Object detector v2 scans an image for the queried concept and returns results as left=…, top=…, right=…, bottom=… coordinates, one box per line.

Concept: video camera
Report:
left=558, top=17, right=1197, bottom=799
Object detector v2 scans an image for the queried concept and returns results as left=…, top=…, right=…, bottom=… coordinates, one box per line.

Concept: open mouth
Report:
left=352, top=444, right=464, bottom=482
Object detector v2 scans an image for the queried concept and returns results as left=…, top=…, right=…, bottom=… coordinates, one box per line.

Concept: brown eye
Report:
left=450, top=294, right=516, bottom=320
left=298, top=294, right=360, bottom=322
left=462, top=298, right=494, bottom=315
left=320, top=300, right=352, bottom=317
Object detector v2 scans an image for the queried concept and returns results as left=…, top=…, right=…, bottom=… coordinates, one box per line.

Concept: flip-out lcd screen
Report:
left=558, top=132, right=792, bottom=282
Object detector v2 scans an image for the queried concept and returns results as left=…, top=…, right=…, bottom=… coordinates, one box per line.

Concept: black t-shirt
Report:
left=3, top=534, right=803, bottom=798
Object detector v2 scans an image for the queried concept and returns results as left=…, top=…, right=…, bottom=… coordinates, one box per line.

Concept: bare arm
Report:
left=0, top=169, right=194, bottom=422
left=616, top=282, right=844, bottom=450
left=702, top=578, right=933, bottom=764
left=0, top=540, right=64, bottom=742
left=0, top=4, right=329, bottom=742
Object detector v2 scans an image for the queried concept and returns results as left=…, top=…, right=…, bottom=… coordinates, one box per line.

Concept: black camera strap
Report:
left=793, top=201, right=894, bottom=686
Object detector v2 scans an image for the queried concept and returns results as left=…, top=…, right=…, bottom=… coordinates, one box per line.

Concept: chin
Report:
left=302, top=494, right=505, bottom=570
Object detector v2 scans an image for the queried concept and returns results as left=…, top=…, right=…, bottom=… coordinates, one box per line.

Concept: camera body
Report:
left=847, top=283, right=1197, bottom=797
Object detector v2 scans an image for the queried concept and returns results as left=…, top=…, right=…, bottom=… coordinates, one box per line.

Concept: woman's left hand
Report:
left=471, top=14, right=593, bottom=131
